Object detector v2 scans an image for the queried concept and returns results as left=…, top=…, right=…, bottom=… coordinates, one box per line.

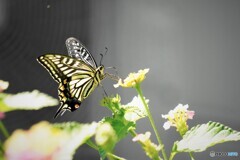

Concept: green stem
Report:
left=169, top=152, right=176, bottom=160
left=0, top=121, right=9, bottom=138
left=135, top=84, right=168, bottom=160
left=86, top=140, right=125, bottom=160
left=0, top=139, right=4, bottom=154
left=86, top=139, right=98, bottom=150
left=189, top=152, right=194, bottom=160
left=130, top=130, right=162, bottom=160
left=107, top=153, right=126, bottom=160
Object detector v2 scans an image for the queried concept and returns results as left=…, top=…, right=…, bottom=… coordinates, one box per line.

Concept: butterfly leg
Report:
left=99, top=83, right=108, bottom=97
left=104, top=72, right=120, bottom=82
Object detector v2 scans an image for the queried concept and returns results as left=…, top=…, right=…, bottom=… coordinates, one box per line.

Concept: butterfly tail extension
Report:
left=54, top=103, right=67, bottom=119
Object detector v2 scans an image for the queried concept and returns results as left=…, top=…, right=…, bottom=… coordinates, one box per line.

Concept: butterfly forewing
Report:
left=37, top=54, right=95, bottom=82
left=66, top=37, right=97, bottom=68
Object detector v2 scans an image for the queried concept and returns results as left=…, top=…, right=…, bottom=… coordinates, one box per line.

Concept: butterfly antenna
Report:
left=100, top=53, right=104, bottom=66
left=99, top=47, right=108, bottom=66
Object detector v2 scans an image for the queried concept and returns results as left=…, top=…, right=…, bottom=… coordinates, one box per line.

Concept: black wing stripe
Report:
left=37, top=56, right=65, bottom=82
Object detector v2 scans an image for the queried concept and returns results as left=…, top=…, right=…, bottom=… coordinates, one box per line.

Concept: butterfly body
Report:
left=37, top=38, right=105, bottom=118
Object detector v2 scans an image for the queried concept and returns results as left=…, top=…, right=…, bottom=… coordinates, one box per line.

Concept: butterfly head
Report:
left=96, top=65, right=105, bottom=80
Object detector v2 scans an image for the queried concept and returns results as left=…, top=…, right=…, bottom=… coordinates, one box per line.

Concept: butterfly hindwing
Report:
left=66, top=37, right=97, bottom=68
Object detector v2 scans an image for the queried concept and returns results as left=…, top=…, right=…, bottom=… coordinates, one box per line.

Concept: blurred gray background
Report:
left=0, top=0, right=240, bottom=159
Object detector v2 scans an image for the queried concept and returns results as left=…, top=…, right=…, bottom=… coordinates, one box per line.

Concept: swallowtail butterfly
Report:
left=37, top=37, right=107, bottom=118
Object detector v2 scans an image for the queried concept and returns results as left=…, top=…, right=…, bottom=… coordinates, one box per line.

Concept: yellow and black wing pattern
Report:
left=37, top=38, right=105, bottom=118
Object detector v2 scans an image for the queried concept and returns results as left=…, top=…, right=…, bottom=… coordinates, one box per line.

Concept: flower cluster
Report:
left=133, top=132, right=162, bottom=159
left=4, top=121, right=69, bottom=160
left=162, top=104, right=195, bottom=136
left=114, top=69, right=149, bottom=88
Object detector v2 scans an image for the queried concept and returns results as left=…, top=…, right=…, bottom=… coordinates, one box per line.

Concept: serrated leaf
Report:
left=0, top=90, right=58, bottom=112
left=174, top=121, right=240, bottom=152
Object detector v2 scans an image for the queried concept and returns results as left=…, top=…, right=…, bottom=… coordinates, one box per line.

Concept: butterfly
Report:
left=37, top=37, right=108, bottom=118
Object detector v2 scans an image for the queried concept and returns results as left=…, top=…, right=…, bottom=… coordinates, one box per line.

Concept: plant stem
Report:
left=0, top=121, right=9, bottom=138
left=86, top=140, right=126, bottom=160
left=86, top=139, right=98, bottom=150
left=107, top=153, right=126, bottom=160
left=135, top=84, right=168, bottom=160
left=189, top=152, right=194, bottom=160
left=0, top=139, right=4, bottom=154
left=129, top=130, right=162, bottom=160
left=169, top=152, right=176, bottom=160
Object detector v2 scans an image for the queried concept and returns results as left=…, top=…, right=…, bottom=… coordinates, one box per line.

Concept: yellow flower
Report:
left=114, top=68, right=149, bottom=88
left=4, top=121, right=68, bottom=160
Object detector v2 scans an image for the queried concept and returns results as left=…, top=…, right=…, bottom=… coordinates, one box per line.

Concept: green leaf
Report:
left=174, top=121, right=240, bottom=153
left=122, top=95, right=148, bottom=122
left=102, top=117, right=135, bottom=141
left=0, top=90, right=58, bottom=112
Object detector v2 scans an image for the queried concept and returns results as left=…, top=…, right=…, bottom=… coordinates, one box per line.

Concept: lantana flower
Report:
left=4, top=121, right=97, bottom=160
left=162, top=104, right=195, bottom=136
left=132, top=132, right=162, bottom=159
left=4, top=121, right=69, bottom=160
left=114, top=68, right=149, bottom=88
